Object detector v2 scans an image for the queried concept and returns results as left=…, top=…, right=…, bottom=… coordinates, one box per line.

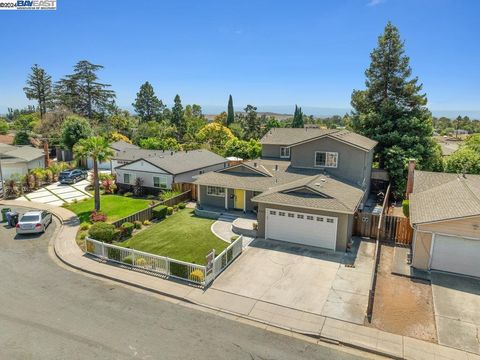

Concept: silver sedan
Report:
left=16, top=210, right=53, bottom=234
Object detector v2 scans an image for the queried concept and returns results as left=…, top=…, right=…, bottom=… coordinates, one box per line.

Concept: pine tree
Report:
left=291, top=105, right=304, bottom=128
left=350, top=22, right=441, bottom=197
left=23, top=64, right=53, bottom=119
left=132, top=81, right=165, bottom=122
left=227, top=94, right=234, bottom=126
left=171, top=94, right=186, bottom=139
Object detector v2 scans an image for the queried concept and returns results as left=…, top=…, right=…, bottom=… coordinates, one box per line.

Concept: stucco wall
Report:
left=256, top=203, right=352, bottom=251
left=115, top=161, right=174, bottom=189
left=262, top=144, right=286, bottom=158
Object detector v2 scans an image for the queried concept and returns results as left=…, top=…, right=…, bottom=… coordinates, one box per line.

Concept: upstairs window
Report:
left=207, top=186, right=225, bottom=197
left=280, top=147, right=290, bottom=158
left=315, top=151, right=338, bottom=168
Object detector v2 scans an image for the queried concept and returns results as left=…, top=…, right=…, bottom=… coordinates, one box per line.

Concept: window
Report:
left=327, top=218, right=334, bottom=223
left=123, top=173, right=131, bottom=184
left=307, top=215, right=314, bottom=220
left=153, top=176, right=168, bottom=189
left=199, top=170, right=204, bottom=174
left=288, top=213, right=294, bottom=218
left=297, top=214, right=304, bottom=219
left=317, top=217, right=324, bottom=222
left=269, top=210, right=276, bottom=215
left=207, top=186, right=225, bottom=197
left=278, top=212, right=285, bottom=216
left=280, top=147, right=290, bottom=158
left=314, top=151, right=338, bottom=168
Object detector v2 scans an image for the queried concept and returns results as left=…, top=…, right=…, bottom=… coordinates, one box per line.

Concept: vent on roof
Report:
left=274, top=164, right=278, bottom=171
left=253, top=162, right=257, bottom=168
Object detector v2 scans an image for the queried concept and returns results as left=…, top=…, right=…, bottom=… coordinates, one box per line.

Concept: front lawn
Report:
left=65, top=195, right=151, bottom=223
left=118, top=208, right=228, bottom=265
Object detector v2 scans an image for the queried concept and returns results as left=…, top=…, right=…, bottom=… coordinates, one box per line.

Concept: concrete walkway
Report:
left=3, top=199, right=479, bottom=360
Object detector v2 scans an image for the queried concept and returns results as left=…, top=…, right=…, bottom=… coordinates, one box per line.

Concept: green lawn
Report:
left=118, top=208, right=228, bottom=265
left=66, top=195, right=151, bottom=224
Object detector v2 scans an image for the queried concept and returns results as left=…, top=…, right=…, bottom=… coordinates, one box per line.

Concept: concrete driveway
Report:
left=431, top=271, right=480, bottom=354
left=16, top=179, right=91, bottom=206
left=212, top=237, right=375, bottom=325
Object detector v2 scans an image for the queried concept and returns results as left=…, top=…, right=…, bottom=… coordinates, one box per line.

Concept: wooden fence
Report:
left=173, top=183, right=197, bottom=200
left=353, top=212, right=413, bottom=245
left=160, top=190, right=192, bottom=207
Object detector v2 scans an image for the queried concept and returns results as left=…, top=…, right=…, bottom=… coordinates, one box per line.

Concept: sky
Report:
left=0, top=0, right=479, bottom=117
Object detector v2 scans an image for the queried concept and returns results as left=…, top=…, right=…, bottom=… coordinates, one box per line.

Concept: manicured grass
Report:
left=118, top=208, right=228, bottom=265
left=65, top=195, right=151, bottom=224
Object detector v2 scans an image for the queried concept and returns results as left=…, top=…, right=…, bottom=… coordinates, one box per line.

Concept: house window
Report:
left=297, top=214, right=304, bottom=219
left=317, top=217, right=324, bottom=222
left=307, top=215, right=314, bottom=220
left=199, top=170, right=204, bottom=174
left=269, top=210, right=276, bottom=215
left=315, top=151, right=338, bottom=168
left=123, top=173, right=131, bottom=184
left=278, top=212, right=285, bottom=216
left=207, top=186, right=225, bottom=197
left=153, top=176, right=168, bottom=189
left=327, top=218, right=334, bottom=223
left=280, top=147, right=290, bottom=158
left=288, top=213, right=294, bottom=218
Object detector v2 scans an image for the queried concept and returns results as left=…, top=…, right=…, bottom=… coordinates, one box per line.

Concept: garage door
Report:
left=431, top=234, right=480, bottom=277
left=265, top=208, right=337, bottom=250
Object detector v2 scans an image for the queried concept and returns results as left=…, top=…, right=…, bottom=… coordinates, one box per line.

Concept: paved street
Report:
left=0, top=208, right=376, bottom=360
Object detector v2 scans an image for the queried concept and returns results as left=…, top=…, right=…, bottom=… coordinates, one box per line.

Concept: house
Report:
left=114, top=149, right=227, bottom=195
left=86, top=140, right=140, bottom=171
left=194, top=128, right=377, bottom=251
left=0, top=144, right=46, bottom=180
left=408, top=164, right=480, bottom=278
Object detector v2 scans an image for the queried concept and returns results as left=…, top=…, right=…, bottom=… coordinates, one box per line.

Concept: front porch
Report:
left=196, top=184, right=259, bottom=214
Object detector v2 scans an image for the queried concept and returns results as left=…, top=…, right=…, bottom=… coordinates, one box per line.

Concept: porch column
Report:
left=224, top=188, right=228, bottom=210
left=243, top=190, right=246, bottom=212
left=197, top=184, right=201, bottom=205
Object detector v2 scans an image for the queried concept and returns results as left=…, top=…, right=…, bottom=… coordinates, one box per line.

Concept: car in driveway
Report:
left=59, top=169, right=87, bottom=184
left=16, top=210, right=53, bottom=234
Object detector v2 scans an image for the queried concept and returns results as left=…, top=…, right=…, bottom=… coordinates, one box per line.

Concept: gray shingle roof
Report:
left=0, top=145, right=44, bottom=162
left=260, top=128, right=377, bottom=151
left=110, top=140, right=139, bottom=152
left=115, top=149, right=226, bottom=175
left=409, top=170, right=480, bottom=224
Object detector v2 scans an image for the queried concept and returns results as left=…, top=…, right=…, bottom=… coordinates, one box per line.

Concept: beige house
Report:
left=409, top=169, right=480, bottom=278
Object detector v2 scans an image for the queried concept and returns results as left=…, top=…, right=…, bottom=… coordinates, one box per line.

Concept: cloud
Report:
left=367, top=0, right=385, bottom=6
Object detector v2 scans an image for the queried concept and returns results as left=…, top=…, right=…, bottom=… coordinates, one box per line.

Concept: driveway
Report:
left=212, top=237, right=375, bottom=325
left=16, top=179, right=91, bottom=206
left=431, top=271, right=480, bottom=354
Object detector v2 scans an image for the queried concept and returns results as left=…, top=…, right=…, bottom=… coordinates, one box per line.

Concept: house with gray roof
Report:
left=0, top=144, right=45, bottom=180
left=85, top=140, right=141, bottom=171
left=113, top=148, right=227, bottom=194
left=194, top=128, right=377, bottom=251
left=408, top=169, right=480, bottom=278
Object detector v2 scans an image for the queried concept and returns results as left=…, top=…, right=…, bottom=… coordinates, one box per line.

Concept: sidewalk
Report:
left=3, top=199, right=479, bottom=360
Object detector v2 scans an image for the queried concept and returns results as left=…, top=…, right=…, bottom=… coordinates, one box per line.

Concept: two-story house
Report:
left=194, top=128, right=377, bottom=251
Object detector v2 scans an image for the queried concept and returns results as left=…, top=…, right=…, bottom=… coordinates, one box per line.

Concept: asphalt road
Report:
left=0, top=208, right=377, bottom=360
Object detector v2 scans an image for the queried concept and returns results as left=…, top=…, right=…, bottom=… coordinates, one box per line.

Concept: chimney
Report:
left=43, top=141, right=50, bottom=168
left=406, top=159, right=416, bottom=198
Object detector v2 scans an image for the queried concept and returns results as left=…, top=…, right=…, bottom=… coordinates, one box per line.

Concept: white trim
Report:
left=254, top=200, right=355, bottom=214
left=243, top=190, right=247, bottom=212
left=286, top=133, right=374, bottom=152
left=314, top=151, right=338, bottom=168
left=206, top=186, right=225, bottom=197
left=412, top=214, right=480, bottom=226
left=280, top=147, right=290, bottom=159
left=428, top=233, right=436, bottom=269
left=225, top=188, right=228, bottom=209
left=123, top=172, right=131, bottom=184
left=197, top=184, right=201, bottom=204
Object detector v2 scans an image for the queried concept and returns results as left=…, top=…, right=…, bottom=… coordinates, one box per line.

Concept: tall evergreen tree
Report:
left=23, top=64, right=53, bottom=119
left=291, top=105, right=304, bottom=128
left=132, top=81, right=165, bottom=122
left=350, top=22, right=441, bottom=197
left=239, top=105, right=261, bottom=139
left=227, top=94, right=235, bottom=126
left=171, top=94, right=186, bottom=139
left=55, top=60, right=116, bottom=119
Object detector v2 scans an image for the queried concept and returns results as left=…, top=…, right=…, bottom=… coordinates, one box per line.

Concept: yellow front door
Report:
left=234, top=189, right=245, bottom=210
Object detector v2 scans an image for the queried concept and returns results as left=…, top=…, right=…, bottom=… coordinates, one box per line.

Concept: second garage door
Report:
left=431, top=234, right=480, bottom=278
left=265, top=208, right=337, bottom=250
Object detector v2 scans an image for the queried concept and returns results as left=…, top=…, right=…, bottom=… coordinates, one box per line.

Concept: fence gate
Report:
left=353, top=212, right=413, bottom=245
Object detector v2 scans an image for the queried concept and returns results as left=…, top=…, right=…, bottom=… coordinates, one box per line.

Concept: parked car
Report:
left=59, top=169, right=87, bottom=184
left=16, top=210, right=53, bottom=234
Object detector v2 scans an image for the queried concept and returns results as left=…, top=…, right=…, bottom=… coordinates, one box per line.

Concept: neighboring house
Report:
left=194, top=128, right=377, bottom=251
left=86, top=140, right=140, bottom=171
left=114, top=149, right=227, bottom=194
left=408, top=166, right=480, bottom=278
left=0, top=144, right=45, bottom=180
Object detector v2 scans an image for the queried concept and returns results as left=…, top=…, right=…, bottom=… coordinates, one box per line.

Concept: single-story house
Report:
left=86, top=140, right=140, bottom=171
left=114, top=149, right=227, bottom=195
left=409, top=166, right=480, bottom=278
left=194, top=128, right=377, bottom=251
left=0, top=144, right=46, bottom=180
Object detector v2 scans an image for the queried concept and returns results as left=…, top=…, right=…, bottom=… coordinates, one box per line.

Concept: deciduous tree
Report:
left=60, top=115, right=93, bottom=150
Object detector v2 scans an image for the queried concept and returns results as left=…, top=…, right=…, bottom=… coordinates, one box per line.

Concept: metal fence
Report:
left=85, top=235, right=243, bottom=287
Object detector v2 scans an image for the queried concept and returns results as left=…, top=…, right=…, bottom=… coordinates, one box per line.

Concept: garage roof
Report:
left=409, top=171, right=480, bottom=225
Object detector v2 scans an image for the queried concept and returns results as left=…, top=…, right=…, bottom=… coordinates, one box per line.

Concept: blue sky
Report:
left=1, top=0, right=479, bottom=117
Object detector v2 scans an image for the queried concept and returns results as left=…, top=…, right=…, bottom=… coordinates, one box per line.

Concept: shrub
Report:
left=90, top=211, right=107, bottom=222
left=173, top=205, right=178, bottom=211
left=86, top=241, right=95, bottom=253
left=88, top=222, right=116, bottom=243
left=80, top=222, right=91, bottom=231
left=147, top=194, right=156, bottom=200
left=143, top=220, right=151, bottom=226
left=402, top=200, right=409, bottom=218
left=121, top=222, right=135, bottom=237
left=122, top=255, right=133, bottom=264
left=123, top=192, right=133, bottom=197
left=252, top=222, right=258, bottom=230
left=169, top=262, right=189, bottom=279
left=101, top=177, right=117, bottom=194
left=79, top=231, right=87, bottom=240
left=159, top=190, right=181, bottom=202
left=152, top=205, right=168, bottom=220
left=107, top=247, right=122, bottom=261
left=178, top=202, right=186, bottom=209
left=135, top=257, right=147, bottom=267
left=167, top=207, right=173, bottom=215
left=113, top=229, right=123, bottom=241
left=134, top=221, right=142, bottom=229
left=189, top=269, right=205, bottom=283
left=133, top=177, right=144, bottom=197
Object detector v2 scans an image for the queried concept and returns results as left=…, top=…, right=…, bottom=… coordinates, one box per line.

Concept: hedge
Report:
left=152, top=205, right=168, bottom=220
left=88, top=222, right=116, bottom=243
left=402, top=199, right=409, bottom=218
left=121, top=222, right=134, bottom=237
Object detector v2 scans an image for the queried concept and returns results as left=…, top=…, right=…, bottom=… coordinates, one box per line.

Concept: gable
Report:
left=219, top=163, right=270, bottom=177
left=115, top=158, right=170, bottom=174
left=283, top=186, right=326, bottom=197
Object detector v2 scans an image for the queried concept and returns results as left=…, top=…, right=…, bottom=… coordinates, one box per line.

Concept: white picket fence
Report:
left=84, top=235, right=244, bottom=287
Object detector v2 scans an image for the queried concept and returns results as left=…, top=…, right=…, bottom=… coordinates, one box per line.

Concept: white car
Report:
left=16, top=211, right=53, bottom=235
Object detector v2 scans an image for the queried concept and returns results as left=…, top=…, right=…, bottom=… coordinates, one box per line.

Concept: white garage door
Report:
left=265, top=208, right=337, bottom=250
left=431, top=234, right=480, bottom=278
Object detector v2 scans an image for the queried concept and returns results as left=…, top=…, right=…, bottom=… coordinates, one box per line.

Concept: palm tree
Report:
left=74, top=137, right=113, bottom=211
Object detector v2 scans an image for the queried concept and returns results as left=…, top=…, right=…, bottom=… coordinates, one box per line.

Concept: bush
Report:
left=135, top=257, right=147, bottom=267
left=88, top=222, right=116, bottom=243
left=123, top=192, right=133, bottom=197
left=121, top=222, right=135, bottom=237
left=173, top=205, right=178, bottom=211
left=113, top=229, right=123, bottom=241
left=134, top=221, right=142, bottom=229
left=159, top=190, right=181, bottom=202
left=143, top=220, right=151, bottom=226
left=122, top=255, right=133, bottom=264
left=189, top=269, right=205, bottom=283
left=80, top=222, right=91, bottom=231
left=147, top=194, right=156, bottom=200
left=107, top=247, right=122, bottom=261
left=169, top=262, right=189, bottom=279
left=152, top=205, right=168, bottom=220
left=178, top=202, right=186, bottom=209
left=90, top=211, right=107, bottom=222
left=79, top=231, right=87, bottom=240
left=167, top=207, right=173, bottom=215
left=402, top=199, right=409, bottom=218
